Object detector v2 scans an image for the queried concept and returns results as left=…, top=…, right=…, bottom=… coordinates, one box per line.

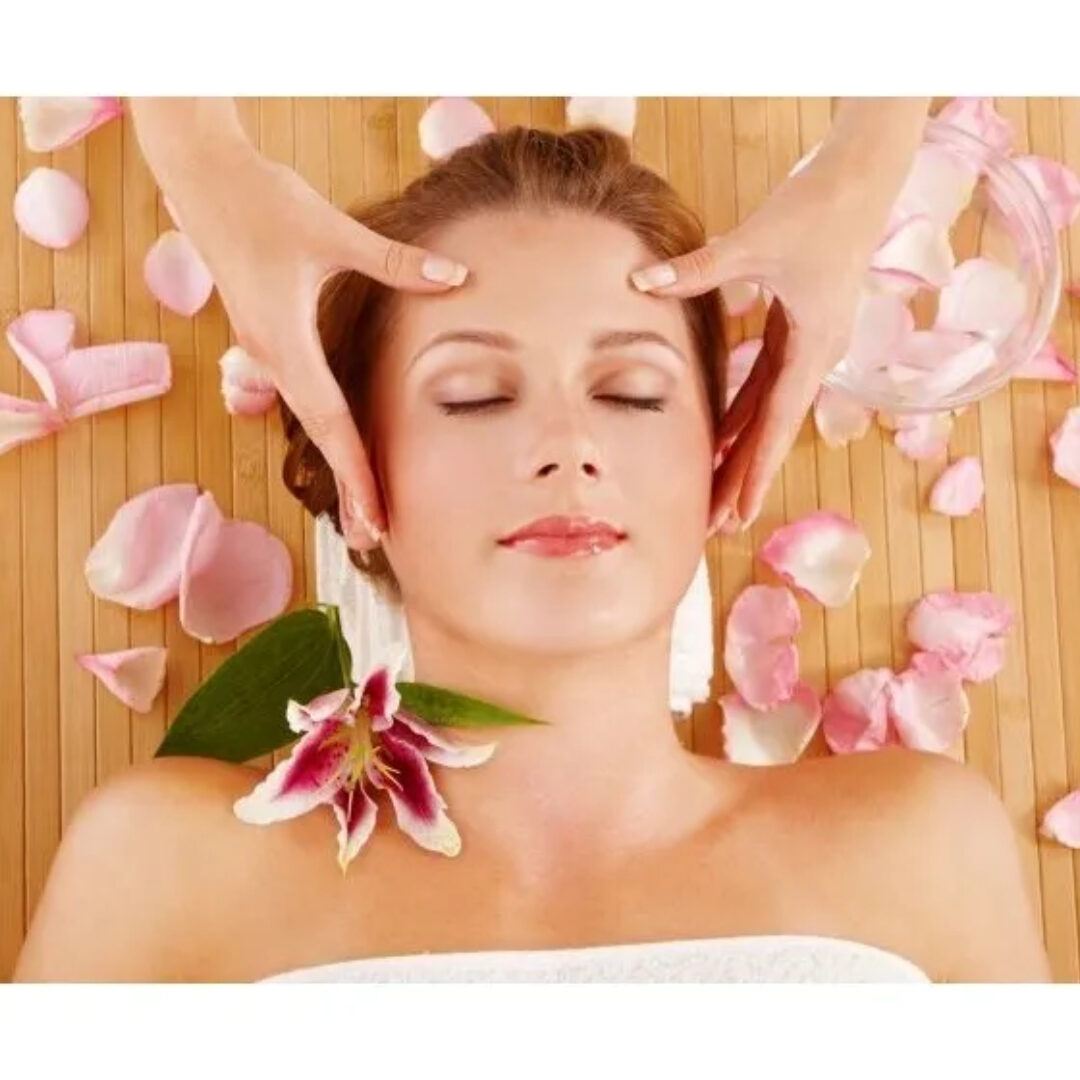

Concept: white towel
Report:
left=313, top=513, right=714, bottom=717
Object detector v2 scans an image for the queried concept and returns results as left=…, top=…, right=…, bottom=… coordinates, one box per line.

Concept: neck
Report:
left=403, top=612, right=726, bottom=884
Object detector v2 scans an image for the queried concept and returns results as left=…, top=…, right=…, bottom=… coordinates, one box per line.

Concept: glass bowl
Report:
left=822, top=116, right=1063, bottom=414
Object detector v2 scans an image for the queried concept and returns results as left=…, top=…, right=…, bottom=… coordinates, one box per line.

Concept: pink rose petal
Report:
left=220, top=345, right=276, bottom=416
left=813, top=386, right=872, bottom=448
left=565, top=97, right=636, bottom=138
left=144, top=230, right=214, bottom=317
left=178, top=491, right=293, bottom=644
left=822, top=668, right=898, bottom=754
left=85, top=483, right=201, bottom=609
left=893, top=411, right=954, bottom=461
left=726, top=338, right=761, bottom=406
left=6, top=309, right=77, bottom=407
left=888, top=652, right=970, bottom=753
left=837, top=291, right=916, bottom=373
left=1010, top=155, right=1080, bottom=232
left=724, top=584, right=801, bottom=710
left=936, top=98, right=1015, bottom=160
left=929, top=456, right=985, bottom=517
left=759, top=510, right=871, bottom=608
left=869, top=214, right=955, bottom=290
left=13, top=167, right=90, bottom=249
left=76, top=646, right=167, bottom=714
left=418, top=98, right=496, bottom=160
left=906, top=591, right=1014, bottom=683
left=0, top=393, right=66, bottom=456
left=888, top=330, right=997, bottom=401
left=720, top=683, right=821, bottom=766
left=1050, top=407, right=1080, bottom=489
left=1040, top=790, right=1080, bottom=848
left=1014, top=340, right=1076, bottom=383
left=935, top=257, right=1027, bottom=344
left=890, top=144, right=978, bottom=232
left=18, top=96, right=123, bottom=153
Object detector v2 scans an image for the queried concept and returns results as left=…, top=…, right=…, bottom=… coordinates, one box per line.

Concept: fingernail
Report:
left=422, top=255, right=468, bottom=286
left=631, top=263, right=677, bottom=291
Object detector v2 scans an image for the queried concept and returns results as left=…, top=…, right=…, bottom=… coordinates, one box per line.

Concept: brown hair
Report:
left=280, top=124, right=728, bottom=604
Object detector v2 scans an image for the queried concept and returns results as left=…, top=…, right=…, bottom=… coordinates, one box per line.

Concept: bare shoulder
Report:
left=12, top=755, right=272, bottom=982
left=771, top=748, right=1051, bottom=982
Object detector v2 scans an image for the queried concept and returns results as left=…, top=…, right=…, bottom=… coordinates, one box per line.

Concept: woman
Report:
left=13, top=124, right=1050, bottom=983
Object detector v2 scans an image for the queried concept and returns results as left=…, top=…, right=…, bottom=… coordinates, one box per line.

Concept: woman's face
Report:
left=374, top=208, right=716, bottom=656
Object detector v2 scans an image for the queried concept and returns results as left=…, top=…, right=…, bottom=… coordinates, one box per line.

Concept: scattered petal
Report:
left=418, top=98, right=496, bottom=160
left=724, top=585, right=801, bottom=710
left=85, top=483, right=201, bottom=609
left=721, top=683, right=821, bottom=766
left=1010, top=155, right=1080, bottom=232
left=1013, top=339, right=1077, bottom=383
left=837, top=292, right=916, bottom=373
left=929, top=456, right=985, bottom=516
left=813, top=386, right=872, bottom=448
left=822, top=668, right=898, bottom=754
left=1040, top=790, right=1080, bottom=849
left=888, top=331, right=997, bottom=401
left=890, top=144, right=978, bottom=232
left=870, top=214, right=955, bottom=290
left=936, top=97, right=1015, bottom=160
left=76, top=646, right=167, bottom=713
left=46, top=343, right=171, bottom=419
left=1050, top=407, right=1080, bottom=488
left=5, top=309, right=77, bottom=407
left=888, top=653, right=970, bottom=753
left=759, top=511, right=871, bottom=608
left=906, top=591, right=1014, bottom=683
left=178, top=491, right=293, bottom=644
left=144, top=230, right=214, bottom=317
left=220, top=345, right=276, bottom=415
left=13, top=167, right=89, bottom=249
left=0, top=392, right=65, bottom=455
left=935, top=257, right=1027, bottom=344
left=18, top=96, right=122, bottom=153
left=893, top=411, right=954, bottom=461
left=565, top=97, right=636, bottom=138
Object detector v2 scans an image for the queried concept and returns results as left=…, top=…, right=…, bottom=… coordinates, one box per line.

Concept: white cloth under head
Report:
left=314, top=512, right=714, bottom=716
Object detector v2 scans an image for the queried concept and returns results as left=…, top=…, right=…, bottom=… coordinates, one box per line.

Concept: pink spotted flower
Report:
left=233, top=645, right=496, bottom=872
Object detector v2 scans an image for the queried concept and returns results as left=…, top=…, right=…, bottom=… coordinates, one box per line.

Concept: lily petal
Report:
left=906, top=590, right=1014, bottom=683
left=5, top=309, right=78, bottom=407
left=869, top=214, right=955, bottom=290
left=286, top=687, right=354, bottom=734
left=76, top=646, right=167, bottom=714
left=1010, top=155, right=1080, bottom=232
left=720, top=683, right=821, bottom=766
left=890, top=143, right=978, bottom=232
left=1050, top=407, right=1080, bottom=489
left=391, top=710, right=498, bottom=768
left=936, top=97, right=1015, bottom=160
left=929, top=456, right=985, bottom=517
left=84, top=483, right=200, bottom=609
left=565, top=97, right=636, bottom=138
left=822, top=668, right=898, bottom=754
left=814, top=386, right=872, bottom=448
left=18, top=96, right=123, bottom=152
left=724, top=586, right=801, bottom=711
left=935, top=257, right=1027, bottom=344
left=1013, top=340, right=1077, bottom=383
left=363, top=642, right=409, bottom=731
left=144, top=230, right=214, bottom=317
left=888, top=653, right=970, bottom=753
left=13, top=167, right=90, bottom=249
left=1039, top=789, right=1080, bottom=849
left=367, top=732, right=462, bottom=856
left=178, top=491, right=293, bottom=644
left=418, top=98, right=496, bottom=160
left=331, top=781, right=380, bottom=871
left=893, top=411, right=954, bottom=461
left=233, top=719, right=351, bottom=825
left=0, top=393, right=65, bottom=455
left=759, top=510, right=871, bottom=608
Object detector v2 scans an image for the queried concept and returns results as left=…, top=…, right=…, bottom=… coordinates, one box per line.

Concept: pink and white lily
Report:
left=233, top=645, right=497, bottom=872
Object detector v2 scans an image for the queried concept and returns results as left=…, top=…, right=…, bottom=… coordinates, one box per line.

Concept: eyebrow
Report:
left=408, top=328, right=687, bottom=369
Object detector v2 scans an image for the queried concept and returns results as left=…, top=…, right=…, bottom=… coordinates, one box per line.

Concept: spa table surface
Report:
left=1, top=97, right=1078, bottom=982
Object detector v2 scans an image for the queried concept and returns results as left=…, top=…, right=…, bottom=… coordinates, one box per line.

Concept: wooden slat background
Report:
left=1, top=97, right=1078, bottom=982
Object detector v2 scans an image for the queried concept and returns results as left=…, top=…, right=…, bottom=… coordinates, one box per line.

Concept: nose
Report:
left=529, top=402, right=604, bottom=482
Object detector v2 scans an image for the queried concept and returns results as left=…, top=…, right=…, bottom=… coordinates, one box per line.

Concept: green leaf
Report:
left=155, top=608, right=349, bottom=763
left=397, top=681, right=549, bottom=728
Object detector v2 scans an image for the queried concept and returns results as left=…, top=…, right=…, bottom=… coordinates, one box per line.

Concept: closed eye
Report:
left=439, top=395, right=666, bottom=415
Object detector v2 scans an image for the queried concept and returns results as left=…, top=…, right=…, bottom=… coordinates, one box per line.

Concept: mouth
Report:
left=497, top=515, right=628, bottom=559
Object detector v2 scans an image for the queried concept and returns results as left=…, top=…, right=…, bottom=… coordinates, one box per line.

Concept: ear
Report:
left=418, top=97, right=497, bottom=160
left=564, top=97, right=637, bottom=140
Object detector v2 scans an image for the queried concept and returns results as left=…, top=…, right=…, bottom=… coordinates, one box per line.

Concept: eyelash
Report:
left=439, top=395, right=666, bottom=416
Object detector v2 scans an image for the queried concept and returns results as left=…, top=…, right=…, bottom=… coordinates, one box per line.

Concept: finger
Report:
left=709, top=412, right=761, bottom=532
left=329, top=218, right=470, bottom=292
left=630, top=227, right=767, bottom=299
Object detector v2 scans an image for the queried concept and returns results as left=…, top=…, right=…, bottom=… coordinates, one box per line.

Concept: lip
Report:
left=497, top=514, right=628, bottom=557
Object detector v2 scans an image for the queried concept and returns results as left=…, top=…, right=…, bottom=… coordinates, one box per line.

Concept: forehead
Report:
left=384, top=208, right=694, bottom=357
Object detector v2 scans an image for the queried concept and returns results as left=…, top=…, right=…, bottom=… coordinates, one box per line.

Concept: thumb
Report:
left=327, top=215, right=469, bottom=293
left=630, top=225, right=768, bottom=299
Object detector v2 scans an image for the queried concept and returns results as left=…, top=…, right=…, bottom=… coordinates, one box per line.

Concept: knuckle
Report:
left=382, top=241, right=407, bottom=286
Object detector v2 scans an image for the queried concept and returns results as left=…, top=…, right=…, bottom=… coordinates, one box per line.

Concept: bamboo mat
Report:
left=1, top=97, right=1077, bottom=981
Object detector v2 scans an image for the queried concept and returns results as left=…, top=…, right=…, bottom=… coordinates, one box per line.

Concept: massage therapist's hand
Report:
left=631, top=98, right=931, bottom=533
left=130, top=98, right=469, bottom=547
